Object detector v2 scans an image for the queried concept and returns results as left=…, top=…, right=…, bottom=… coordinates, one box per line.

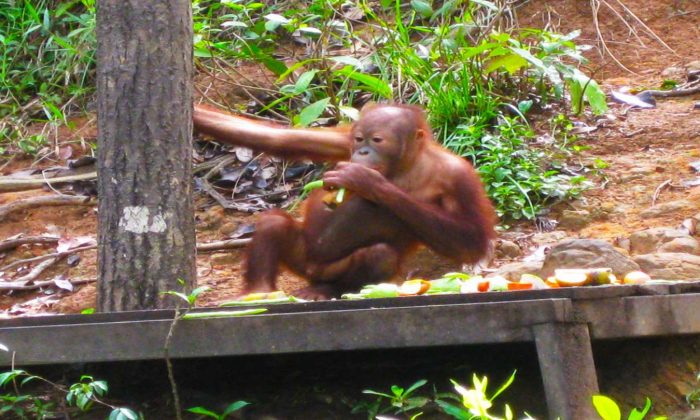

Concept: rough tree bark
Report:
left=96, top=1, right=195, bottom=311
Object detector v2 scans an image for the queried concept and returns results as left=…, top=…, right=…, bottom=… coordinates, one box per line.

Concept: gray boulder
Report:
left=487, top=261, right=543, bottom=282
left=628, top=228, right=692, bottom=255
left=541, top=239, right=639, bottom=277
left=658, top=237, right=700, bottom=255
left=633, top=253, right=700, bottom=280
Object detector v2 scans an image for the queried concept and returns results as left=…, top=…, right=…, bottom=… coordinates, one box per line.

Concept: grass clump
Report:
left=0, top=0, right=96, bottom=154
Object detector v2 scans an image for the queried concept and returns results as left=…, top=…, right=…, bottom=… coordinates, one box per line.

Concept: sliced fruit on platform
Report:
left=623, top=271, right=651, bottom=285
left=555, top=269, right=591, bottom=287
left=507, top=282, right=534, bottom=291
left=399, top=279, right=431, bottom=296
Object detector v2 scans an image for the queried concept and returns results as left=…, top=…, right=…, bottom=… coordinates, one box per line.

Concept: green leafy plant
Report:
left=686, top=372, right=700, bottom=409
left=357, top=379, right=430, bottom=418
left=436, top=371, right=518, bottom=420
left=592, top=395, right=666, bottom=420
left=0, top=392, right=54, bottom=419
left=161, top=281, right=211, bottom=420
left=187, top=401, right=250, bottom=420
left=65, top=374, right=108, bottom=412
left=0, top=346, right=139, bottom=419
left=1, top=0, right=96, bottom=153
left=354, top=372, right=532, bottom=420
left=161, top=282, right=259, bottom=420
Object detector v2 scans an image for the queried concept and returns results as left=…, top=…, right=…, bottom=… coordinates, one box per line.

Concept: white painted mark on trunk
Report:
left=119, top=206, right=168, bottom=233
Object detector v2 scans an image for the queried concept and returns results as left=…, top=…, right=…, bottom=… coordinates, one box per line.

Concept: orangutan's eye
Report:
left=354, top=136, right=363, bottom=143
left=371, top=137, right=383, bottom=143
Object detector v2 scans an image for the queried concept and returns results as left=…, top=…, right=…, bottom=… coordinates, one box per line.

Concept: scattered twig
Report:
left=1, top=239, right=249, bottom=273
left=0, top=195, right=93, bottom=222
left=0, top=245, right=96, bottom=273
left=0, top=236, right=59, bottom=253
left=622, top=128, right=644, bottom=138
left=0, top=155, right=15, bottom=172
left=590, top=0, right=637, bottom=74
left=651, top=179, right=672, bottom=206
left=0, top=277, right=95, bottom=291
left=203, top=154, right=238, bottom=181
left=612, top=0, right=677, bottom=54
left=193, top=154, right=236, bottom=175
left=198, top=178, right=262, bottom=213
left=196, top=239, right=252, bottom=252
left=0, top=172, right=96, bottom=192
left=8, top=257, right=64, bottom=285
left=599, top=0, right=646, bottom=47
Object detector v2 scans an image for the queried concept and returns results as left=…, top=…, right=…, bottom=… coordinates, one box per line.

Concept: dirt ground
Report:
left=1, top=0, right=700, bottom=417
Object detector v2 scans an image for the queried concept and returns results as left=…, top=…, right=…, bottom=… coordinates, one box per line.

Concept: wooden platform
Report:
left=1, top=281, right=700, bottom=418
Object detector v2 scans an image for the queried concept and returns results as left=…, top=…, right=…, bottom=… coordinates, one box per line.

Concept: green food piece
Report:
left=441, top=272, right=471, bottom=281
left=426, top=277, right=462, bottom=294
left=182, top=308, right=267, bottom=319
left=219, top=297, right=303, bottom=306
left=488, top=277, right=510, bottom=292
left=342, top=283, right=400, bottom=299
left=302, top=180, right=346, bottom=203
left=303, top=180, right=324, bottom=193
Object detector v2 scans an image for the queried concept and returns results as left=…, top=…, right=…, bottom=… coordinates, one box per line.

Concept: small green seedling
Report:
left=362, top=379, right=430, bottom=416
left=187, top=401, right=250, bottom=420
left=592, top=395, right=667, bottom=420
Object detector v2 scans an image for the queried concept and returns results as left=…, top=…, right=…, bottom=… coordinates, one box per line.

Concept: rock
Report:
left=614, top=237, right=631, bottom=253
left=541, top=239, right=639, bottom=277
left=558, top=210, right=591, bottom=230
left=661, top=66, right=685, bottom=80
left=629, top=228, right=692, bottom=255
left=532, top=230, right=567, bottom=245
left=590, top=202, right=619, bottom=221
left=640, top=200, right=694, bottom=218
left=487, top=261, right=543, bottom=282
left=210, top=252, right=238, bottom=267
left=658, top=237, right=700, bottom=255
left=496, top=240, right=522, bottom=259
left=633, top=253, right=700, bottom=280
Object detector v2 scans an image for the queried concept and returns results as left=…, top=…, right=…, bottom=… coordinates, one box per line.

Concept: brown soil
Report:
left=2, top=0, right=700, bottom=417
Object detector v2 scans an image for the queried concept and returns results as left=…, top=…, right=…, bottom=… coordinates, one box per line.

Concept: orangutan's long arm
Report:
left=193, top=105, right=352, bottom=162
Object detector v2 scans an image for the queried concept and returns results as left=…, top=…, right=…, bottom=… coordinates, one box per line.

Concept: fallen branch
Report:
left=196, top=239, right=251, bottom=252
left=0, top=236, right=59, bottom=253
left=0, top=172, right=96, bottom=192
left=0, top=240, right=249, bottom=273
left=0, top=245, right=96, bottom=273
left=0, top=195, right=93, bottom=222
left=643, top=81, right=700, bottom=99
left=0, top=278, right=95, bottom=291
left=7, top=257, right=64, bottom=286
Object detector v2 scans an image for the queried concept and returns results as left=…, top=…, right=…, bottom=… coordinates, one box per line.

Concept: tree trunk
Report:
left=96, top=1, right=195, bottom=311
